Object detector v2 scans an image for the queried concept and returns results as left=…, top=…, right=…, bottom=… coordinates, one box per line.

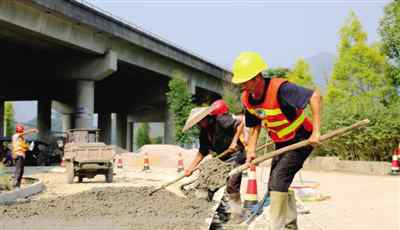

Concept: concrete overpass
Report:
left=0, top=0, right=231, bottom=150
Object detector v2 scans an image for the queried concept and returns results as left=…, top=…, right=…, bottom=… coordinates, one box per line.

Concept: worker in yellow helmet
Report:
left=232, top=52, right=322, bottom=230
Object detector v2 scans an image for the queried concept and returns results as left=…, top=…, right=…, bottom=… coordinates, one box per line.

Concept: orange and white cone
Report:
left=391, top=147, right=400, bottom=175
left=116, top=155, right=123, bottom=169
left=177, top=152, right=184, bottom=173
left=60, top=158, right=65, bottom=167
left=244, top=164, right=258, bottom=208
left=143, top=152, right=150, bottom=172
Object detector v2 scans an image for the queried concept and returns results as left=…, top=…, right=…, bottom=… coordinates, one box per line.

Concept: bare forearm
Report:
left=188, top=152, right=205, bottom=170
left=22, top=129, right=38, bottom=136
left=231, top=121, right=244, bottom=147
left=247, top=125, right=261, bottom=154
left=310, top=89, right=322, bottom=136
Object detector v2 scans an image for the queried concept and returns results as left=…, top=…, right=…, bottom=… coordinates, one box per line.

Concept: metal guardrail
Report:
left=72, top=0, right=230, bottom=72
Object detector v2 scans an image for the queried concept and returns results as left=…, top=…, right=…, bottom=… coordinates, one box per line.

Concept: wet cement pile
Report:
left=195, top=158, right=234, bottom=191
left=0, top=186, right=213, bottom=230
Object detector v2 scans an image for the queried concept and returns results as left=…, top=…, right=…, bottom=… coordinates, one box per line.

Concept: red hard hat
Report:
left=16, top=124, right=24, bottom=133
left=210, top=99, right=229, bottom=116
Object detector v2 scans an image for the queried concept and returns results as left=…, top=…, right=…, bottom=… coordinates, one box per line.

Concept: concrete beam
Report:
left=25, top=0, right=230, bottom=80
left=0, top=0, right=226, bottom=95
left=57, top=51, right=117, bottom=81
left=0, top=0, right=107, bottom=54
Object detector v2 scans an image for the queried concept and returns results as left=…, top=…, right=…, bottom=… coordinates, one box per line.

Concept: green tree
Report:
left=264, top=67, right=290, bottom=78
left=4, top=102, right=15, bottom=136
left=315, top=11, right=399, bottom=162
left=166, top=71, right=196, bottom=144
left=222, top=82, right=242, bottom=114
left=151, top=136, right=163, bottom=144
left=379, top=0, right=400, bottom=87
left=287, top=59, right=315, bottom=89
left=327, top=12, right=393, bottom=104
left=136, top=123, right=151, bottom=148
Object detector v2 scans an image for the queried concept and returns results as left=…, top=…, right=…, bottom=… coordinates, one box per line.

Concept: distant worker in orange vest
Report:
left=12, top=124, right=38, bottom=188
left=231, top=52, right=322, bottom=230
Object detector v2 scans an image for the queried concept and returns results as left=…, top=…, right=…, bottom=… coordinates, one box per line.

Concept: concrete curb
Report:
left=0, top=177, right=44, bottom=205
left=303, top=156, right=392, bottom=175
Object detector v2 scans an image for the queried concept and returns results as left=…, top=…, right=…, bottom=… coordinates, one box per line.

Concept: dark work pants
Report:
left=268, top=139, right=313, bottom=193
left=14, top=156, right=25, bottom=188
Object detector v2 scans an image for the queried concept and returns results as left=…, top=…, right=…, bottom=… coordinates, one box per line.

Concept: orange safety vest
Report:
left=12, top=134, right=28, bottom=158
left=242, top=78, right=313, bottom=143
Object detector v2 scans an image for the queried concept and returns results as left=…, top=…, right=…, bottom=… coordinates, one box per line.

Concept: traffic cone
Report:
left=397, top=143, right=400, bottom=159
left=391, top=148, right=400, bottom=175
left=143, top=152, right=150, bottom=172
left=177, top=152, right=184, bottom=173
left=244, top=164, right=258, bottom=208
left=60, top=157, right=65, bottom=167
left=116, top=155, right=123, bottom=169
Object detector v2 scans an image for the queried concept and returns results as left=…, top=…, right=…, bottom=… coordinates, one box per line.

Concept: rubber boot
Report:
left=285, top=190, right=298, bottom=230
left=268, top=191, right=288, bottom=230
left=228, top=192, right=249, bottom=224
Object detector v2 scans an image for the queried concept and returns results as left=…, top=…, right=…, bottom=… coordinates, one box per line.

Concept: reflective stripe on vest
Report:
left=251, top=109, right=305, bottom=137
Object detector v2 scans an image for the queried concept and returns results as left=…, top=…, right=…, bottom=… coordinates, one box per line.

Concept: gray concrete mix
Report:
left=0, top=186, right=213, bottom=230
left=195, top=158, right=234, bottom=191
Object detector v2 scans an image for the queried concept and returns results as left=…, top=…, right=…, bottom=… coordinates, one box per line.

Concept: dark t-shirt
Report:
left=199, top=114, right=242, bottom=158
left=244, top=78, right=313, bottom=141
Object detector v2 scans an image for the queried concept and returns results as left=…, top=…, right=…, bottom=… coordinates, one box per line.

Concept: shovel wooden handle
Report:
left=149, top=142, right=274, bottom=195
left=229, top=119, right=370, bottom=176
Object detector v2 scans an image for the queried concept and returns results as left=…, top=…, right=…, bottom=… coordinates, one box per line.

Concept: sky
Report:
left=88, top=0, right=391, bottom=69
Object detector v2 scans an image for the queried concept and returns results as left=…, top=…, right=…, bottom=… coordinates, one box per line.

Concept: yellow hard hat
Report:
left=231, top=52, right=268, bottom=84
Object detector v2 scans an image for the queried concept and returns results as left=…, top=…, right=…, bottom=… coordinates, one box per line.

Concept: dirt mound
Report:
left=0, top=186, right=213, bottom=230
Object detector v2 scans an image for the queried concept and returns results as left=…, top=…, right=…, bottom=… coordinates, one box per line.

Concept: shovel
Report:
left=148, top=141, right=274, bottom=196
left=228, top=119, right=369, bottom=177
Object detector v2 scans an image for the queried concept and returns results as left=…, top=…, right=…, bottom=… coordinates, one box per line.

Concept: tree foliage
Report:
left=287, top=59, right=315, bottom=89
left=166, top=71, right=196, bottom=144
left=379, top=0, right=400, bottom=87
left=264, top=67, right=290, bottom=78
left=317, top=12, right=399, bottom=161
left=327, top=12, right=394, bottom=104
left=4, top=102, right=15, bottom=137
left=314, top=97, right=400, bottom=161
left=136, top=123, right=151, bottom=149
left=223, top=82, right=242, bottom=115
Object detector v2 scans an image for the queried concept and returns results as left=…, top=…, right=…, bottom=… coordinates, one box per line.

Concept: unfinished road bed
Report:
left=0, top=186, right=213, bottom=230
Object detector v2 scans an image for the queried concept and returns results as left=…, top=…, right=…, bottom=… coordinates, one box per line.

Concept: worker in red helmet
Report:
left=12, top=124, right=38, bottom=188
left=182, top=99, right=247, bottom=227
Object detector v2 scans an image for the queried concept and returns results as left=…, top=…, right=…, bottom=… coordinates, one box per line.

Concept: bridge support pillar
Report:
left=37, top=98, right=51, bottom=141
left=61, top=114, right=72, bottom=132
left=98, top=113, right=112, bottom=145
left=0, top=100, right=4, bottom=136
left=116, top=113, right=127, bottom=149
left=73, top=80, right=94, bottom=129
